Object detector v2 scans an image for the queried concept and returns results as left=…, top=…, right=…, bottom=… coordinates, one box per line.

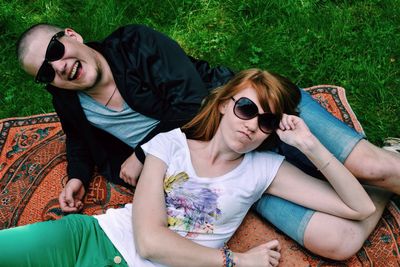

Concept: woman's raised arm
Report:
left=266, top=115, right=375, bottom=220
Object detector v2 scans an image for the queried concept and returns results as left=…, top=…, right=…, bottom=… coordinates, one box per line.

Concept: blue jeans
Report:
left=255, top=89, right=365, bottom=245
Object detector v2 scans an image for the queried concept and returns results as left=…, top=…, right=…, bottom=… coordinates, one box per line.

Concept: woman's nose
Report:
left=244, top=117, right=259, bottom=132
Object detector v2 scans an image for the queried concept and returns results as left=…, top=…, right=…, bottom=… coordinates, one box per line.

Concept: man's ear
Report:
left=64, top=28, right=84, bottom=43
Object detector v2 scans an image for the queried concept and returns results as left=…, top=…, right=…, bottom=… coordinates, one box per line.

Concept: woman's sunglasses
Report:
left=231, top=97, right=281, bottom=134
left=35, top=31, right=65, bottom=84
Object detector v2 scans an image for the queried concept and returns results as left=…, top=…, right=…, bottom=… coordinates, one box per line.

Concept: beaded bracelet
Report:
left=220, top=244, right=236, bottom=267
left=220, top=247, right=226, bottom=267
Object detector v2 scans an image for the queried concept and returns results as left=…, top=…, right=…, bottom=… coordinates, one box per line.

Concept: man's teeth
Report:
left=69, top=62, right=79, bottom=79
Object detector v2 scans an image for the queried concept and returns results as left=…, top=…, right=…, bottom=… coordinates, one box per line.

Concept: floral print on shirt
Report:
left=164, top=172, right=221, bottom=236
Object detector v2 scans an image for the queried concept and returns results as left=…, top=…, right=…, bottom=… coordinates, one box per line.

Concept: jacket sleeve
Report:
left=114, top=25, right=210, bottom=121
left=52, top=96, right=94, bottom=189
left=114, top=25, right=235, bottom=162
left=188, top=56, right=235, bottom=90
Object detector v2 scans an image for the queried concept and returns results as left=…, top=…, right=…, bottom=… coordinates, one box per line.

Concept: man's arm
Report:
left=103, top=25, right=215, bottom=124
left=128, top=25, right=210, bottom=120
left=53, top=97, right=94, bottom=188
left=51, top=96, right=94, bottom=212
left=188, top=55, right=235, bottom=90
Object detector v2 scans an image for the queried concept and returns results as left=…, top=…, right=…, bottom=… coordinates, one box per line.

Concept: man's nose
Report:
left=50, top=60, right=66, bottom=75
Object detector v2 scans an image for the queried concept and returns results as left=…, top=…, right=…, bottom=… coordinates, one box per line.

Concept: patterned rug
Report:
left=0, top=85, right=399, bottom=266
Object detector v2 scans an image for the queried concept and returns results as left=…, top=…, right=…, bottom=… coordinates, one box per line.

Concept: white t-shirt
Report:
left=95, top=128, right=284, bottom=267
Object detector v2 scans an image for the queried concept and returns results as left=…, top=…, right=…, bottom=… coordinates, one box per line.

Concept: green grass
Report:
left=0, top=0, right=399, bottom=145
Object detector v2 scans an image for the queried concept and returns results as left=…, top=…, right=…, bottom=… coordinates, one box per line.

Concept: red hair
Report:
left=182, top=69, right=301, bottom=150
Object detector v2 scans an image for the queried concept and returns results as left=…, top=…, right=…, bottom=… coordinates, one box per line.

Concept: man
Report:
left=17, top=23, right=235, bottom=212
left=17, top=23, right=400, bottom=258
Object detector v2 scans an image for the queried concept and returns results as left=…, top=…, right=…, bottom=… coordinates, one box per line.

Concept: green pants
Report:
left=0, top=214, right=127, bottom=267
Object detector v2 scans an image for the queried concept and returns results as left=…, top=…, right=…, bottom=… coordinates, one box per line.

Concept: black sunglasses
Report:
left=231, top=97, right=280, bottom=134
left=35, top=31, right=65, bottom=84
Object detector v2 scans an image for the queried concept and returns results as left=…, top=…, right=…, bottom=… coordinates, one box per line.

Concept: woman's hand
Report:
left=276, top=114, right=315, bottom=150
left=235, top=240, right=281, bottom=267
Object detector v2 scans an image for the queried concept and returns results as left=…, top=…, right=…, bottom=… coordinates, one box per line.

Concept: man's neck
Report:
left=84, top=50, right=116, bottom=96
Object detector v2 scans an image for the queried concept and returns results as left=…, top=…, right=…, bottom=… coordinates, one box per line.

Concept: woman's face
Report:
left=218, top=87, right=274, bottom=154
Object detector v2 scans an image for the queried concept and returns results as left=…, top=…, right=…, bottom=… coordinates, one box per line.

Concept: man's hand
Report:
left=58, top=178, right=85, bottom=213
left=120, top=152, right=143, bottom=186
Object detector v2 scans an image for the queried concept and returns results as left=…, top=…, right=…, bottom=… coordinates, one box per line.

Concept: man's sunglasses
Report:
left=231, top=97, right=280, bottom=134
left=35, top=31, right=65, bottom=84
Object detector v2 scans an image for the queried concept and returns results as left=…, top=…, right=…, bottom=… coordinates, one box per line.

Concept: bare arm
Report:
left=133, top=155, right=280, bottom=267
left=266, top=115, right=375, bottom=220
left=119, top=152, right=143, bottom=186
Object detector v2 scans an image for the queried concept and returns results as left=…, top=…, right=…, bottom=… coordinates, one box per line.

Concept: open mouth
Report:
left=68, top=61, right=82, bottom=81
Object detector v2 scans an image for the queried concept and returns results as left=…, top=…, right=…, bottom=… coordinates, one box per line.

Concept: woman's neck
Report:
left=187, top=136, right=244, bottom=178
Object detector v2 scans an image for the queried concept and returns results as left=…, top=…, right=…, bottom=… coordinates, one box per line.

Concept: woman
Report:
left=0, top=69, right=375, bottom=266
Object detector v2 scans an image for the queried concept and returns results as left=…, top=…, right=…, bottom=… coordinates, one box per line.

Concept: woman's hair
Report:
left=182, top=68, right=301, bottom=150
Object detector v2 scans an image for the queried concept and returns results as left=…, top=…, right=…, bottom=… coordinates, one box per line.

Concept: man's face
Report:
left=22, top=29, right=102, bottom=90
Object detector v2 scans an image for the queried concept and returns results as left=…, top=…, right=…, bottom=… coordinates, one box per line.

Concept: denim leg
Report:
left=254, top=194, right=315, bottom=246
left=277, top=89, right=364, bottom=176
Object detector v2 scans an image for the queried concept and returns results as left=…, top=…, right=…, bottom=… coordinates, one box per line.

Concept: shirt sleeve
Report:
left=253, top=151, right=285, bottom=201
left=140, top=129, right=181, bottom=166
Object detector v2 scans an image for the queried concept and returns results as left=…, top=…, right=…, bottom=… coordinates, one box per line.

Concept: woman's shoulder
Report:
left=248, top=150, right=285, bottom=173
left=141, top=128, right=187, bottom=165
left=149, top=128, right=187, bottom=147
left=157, top=128, right=185, bottom=139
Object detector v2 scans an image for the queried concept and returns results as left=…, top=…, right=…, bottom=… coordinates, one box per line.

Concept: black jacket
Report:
left=46, top=25, right=234, bottom=188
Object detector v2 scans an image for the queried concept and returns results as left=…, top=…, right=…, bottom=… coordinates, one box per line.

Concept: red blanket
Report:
left=1, top=85, right=399, bottom=266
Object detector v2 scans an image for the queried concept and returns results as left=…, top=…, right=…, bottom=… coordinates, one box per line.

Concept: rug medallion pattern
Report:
left=0, top=86, right=398, bottom=266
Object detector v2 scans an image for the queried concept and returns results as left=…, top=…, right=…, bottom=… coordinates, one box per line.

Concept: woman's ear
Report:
left=218, top=100, right=229, bottom=115
left=64, top=28, right=84, bottom=43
